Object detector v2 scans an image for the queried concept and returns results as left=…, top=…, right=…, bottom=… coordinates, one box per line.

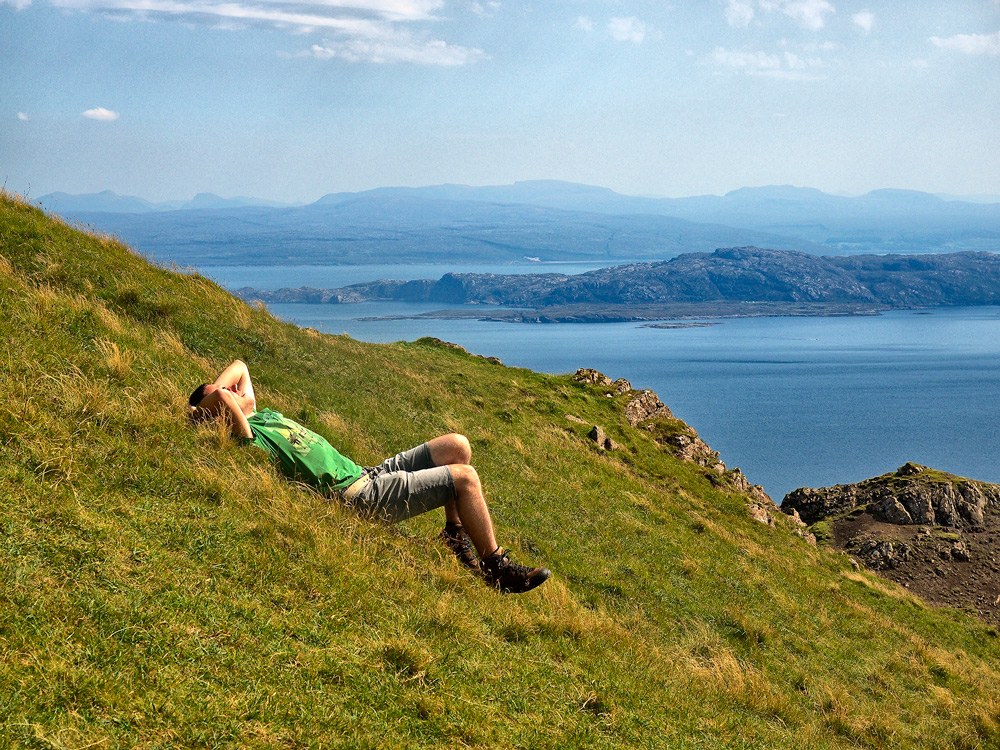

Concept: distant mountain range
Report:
left=36, top=190, right=299, bottom=214
left=34, top=181, right=1000, bottom=265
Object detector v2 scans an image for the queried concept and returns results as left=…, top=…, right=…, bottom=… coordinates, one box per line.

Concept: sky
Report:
left=2, top=0, right=999, bottom=203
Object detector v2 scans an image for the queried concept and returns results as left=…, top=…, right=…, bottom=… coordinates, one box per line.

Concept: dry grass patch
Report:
left=840, top=569, right=924, bottom=605
left=153, top=327, right=187, bottom=356
left=96, top=339, right=137, bottom=379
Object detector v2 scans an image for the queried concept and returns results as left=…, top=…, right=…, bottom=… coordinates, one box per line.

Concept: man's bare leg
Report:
left=426, top=434, right=497, bottom=557
left=427, top=433, right=550, bottom=593
left=447, top=465, right=498, bottom=558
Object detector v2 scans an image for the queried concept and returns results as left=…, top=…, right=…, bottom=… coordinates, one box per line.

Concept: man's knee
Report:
left=443, top=433, right=472, bottom=464
left=449, top=463, right=479, bottom=491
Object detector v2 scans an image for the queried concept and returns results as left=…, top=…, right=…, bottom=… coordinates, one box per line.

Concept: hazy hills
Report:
left=36, top=190, right=298, bottom=214
left=50, top=196, right=822, bottom=266
left=35, top=181, right=1000, bottom=265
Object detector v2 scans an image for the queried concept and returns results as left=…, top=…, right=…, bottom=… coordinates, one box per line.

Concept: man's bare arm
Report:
left=213, top=359, right=256, bottom=411
left=192, top=389, right=253, bottom=438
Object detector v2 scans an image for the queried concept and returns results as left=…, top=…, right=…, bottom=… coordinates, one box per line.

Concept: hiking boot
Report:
left=439, top=524, right=480, bottom=572
left=480, top=547, right=551, bottom=594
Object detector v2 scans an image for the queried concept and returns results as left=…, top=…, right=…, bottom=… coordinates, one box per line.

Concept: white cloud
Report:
left=784, top=50, right=805, bottom=68
left=1, top=0, right=32, bottom=9
left=711, top=47, right=780, bottom=70
left=608, top=16, right=647, bottom=44
left=307, top=36, right=482, bottom=65
left=575, top=15, right=594, bottom=32
left=908, top=58, right=929, bottom=68
left=469, top=1, right=498, bottom=17
left=802, top=40, right=841, bottom=52
left=709, top=46, right=825, bottom=79
left=930, top=30, right=1000, bottom=56
left=82, top=107, right=119, bottom=121
left=16, top=112, right=29, bottom=120
left=41, top=0, right=484, bottom=65
left=725, top=0, right=754, bottom=28
left=758, top=0, right=834, bottom=30
left=852, top=9, right=874, bottom=33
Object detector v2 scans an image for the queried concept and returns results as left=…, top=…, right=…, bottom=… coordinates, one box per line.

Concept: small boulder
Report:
left=748, top=503, right=775, bottom=527
left=573, top=368, right=613, bottom=386
left=588, top=425, right=621, bottom=451
left=612, top=378, right=631, bottom=395
left=897, top=462, right=926, bottom=477
left=950, top=540, right=971, bottom=562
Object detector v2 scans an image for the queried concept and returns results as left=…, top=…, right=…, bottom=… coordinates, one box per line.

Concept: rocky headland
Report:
left=567, top=367, right=788, bottom=532
left=783, top=463, right=1000, bottom=623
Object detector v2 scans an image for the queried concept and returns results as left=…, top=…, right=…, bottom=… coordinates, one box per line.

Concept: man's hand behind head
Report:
left=189, top=386, right=254, bottom=438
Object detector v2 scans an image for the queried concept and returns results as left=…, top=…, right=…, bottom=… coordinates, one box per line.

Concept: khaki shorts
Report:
left=348, top=443, right=456, bottom=523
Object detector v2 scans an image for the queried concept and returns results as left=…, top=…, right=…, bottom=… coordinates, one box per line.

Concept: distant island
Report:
left=235, top=246, right=1000, bottom=323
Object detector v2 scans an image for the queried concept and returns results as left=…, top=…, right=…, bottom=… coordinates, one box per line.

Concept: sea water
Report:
left=201, top=266, right=1000, bottom=502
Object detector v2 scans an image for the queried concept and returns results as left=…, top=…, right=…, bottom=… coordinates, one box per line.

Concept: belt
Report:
left=340, top=472, right=372, bottom=502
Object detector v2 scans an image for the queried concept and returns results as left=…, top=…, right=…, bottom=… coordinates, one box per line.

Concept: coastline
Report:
left=351, top=301, right=890, bottom=324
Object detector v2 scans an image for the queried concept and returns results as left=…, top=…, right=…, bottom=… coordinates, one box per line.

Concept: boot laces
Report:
left=495, top=550, right=531, bottom=576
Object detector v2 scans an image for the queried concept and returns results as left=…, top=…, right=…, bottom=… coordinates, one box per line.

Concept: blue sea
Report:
left=202, top=264, right=1000, bottom=503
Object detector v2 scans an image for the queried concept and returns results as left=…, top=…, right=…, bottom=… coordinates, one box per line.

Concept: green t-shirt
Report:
left=246, top=408, right=364, bottom=492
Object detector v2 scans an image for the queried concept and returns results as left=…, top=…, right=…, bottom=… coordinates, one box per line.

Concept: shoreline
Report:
left=350, top=301, right=891, bottom=324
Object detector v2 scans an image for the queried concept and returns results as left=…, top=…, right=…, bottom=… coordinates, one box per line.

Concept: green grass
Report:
left=3, top=190, right=1000, bottom=748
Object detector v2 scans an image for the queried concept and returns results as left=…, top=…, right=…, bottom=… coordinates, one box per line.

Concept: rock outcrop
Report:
left=571, top=368, right=785, bottom=526
left=783, top=462, right=999, bottom=529
left=624, top=390, right=674, bottom=426
left=783, top=464, right=1000, bottom=624
left=572, top=368, right=613, bottom=387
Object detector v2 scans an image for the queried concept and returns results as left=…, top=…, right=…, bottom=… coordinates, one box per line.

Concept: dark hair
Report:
left=189, top=383, right=212, bottom=407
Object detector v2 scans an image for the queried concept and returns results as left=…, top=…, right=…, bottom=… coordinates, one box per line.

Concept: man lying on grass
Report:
left=189, top=360, right=550, bottom=594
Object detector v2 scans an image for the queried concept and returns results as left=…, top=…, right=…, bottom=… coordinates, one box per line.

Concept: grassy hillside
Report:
left=2, top=190, right=1000, bottom=749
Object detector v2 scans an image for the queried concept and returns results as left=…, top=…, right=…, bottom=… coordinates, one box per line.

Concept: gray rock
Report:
left=588, top=425, right=621, bottom=451
left=871, top=492, right=914, bottom=525
left=612, top=378, right=631, bottom=395
left=664, top=432, right=720, bottom=467
left=857, top=539, right=910, bottom=571
left=728, top=468, right=774, bottom=507
left=794, top=528, right=818, bottom=546
left=783, top=463, right=1000, bottom=530
left=951, top=540, right=971, bottom=562
left=624, top=390, right=674, bottom=426
left=958, top=482, right=987, bottom=527
left=573, top=368, right=613, bottom=386
left=749, top=503, right=775, bottom=526
left=898, top=461, right=925, bottom=476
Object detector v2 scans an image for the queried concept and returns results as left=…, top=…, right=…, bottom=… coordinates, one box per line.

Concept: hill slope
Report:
left=3, top=192, right=1000, bottom=748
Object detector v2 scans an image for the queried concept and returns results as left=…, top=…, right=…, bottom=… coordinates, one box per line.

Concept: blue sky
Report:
left=2, top=0, right=998, bottom=202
